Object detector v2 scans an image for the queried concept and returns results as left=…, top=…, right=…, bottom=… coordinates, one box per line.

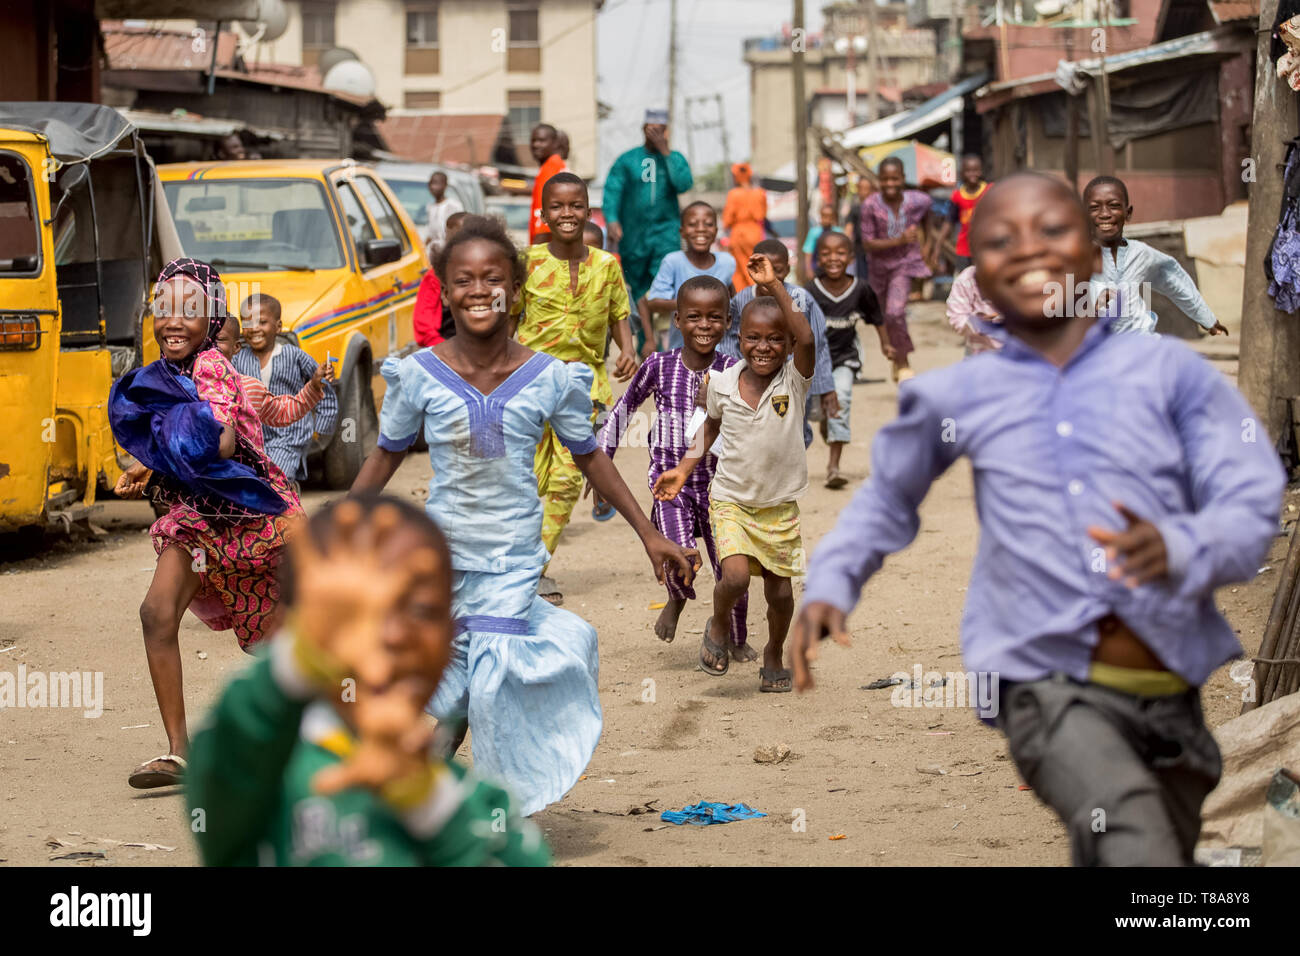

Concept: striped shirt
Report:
left=233, top=342, right=339, bottom=480
left=238, top=374, right=326, bottom=428
left=599, top=349, right=736, bottom=494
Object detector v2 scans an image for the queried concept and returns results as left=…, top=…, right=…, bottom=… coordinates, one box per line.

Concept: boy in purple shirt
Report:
left=792, top=173, right=1285, bottom=866
left=599, top=275, right=748, bottom=655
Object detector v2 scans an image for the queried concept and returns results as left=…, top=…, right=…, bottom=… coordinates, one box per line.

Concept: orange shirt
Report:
left=530, top=154, right=568, bottom=242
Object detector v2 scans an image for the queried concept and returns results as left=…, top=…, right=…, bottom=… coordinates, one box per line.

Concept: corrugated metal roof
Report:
left=103, top=25, right=240, bottom=72
left=377, top=114, right=510, bottom=165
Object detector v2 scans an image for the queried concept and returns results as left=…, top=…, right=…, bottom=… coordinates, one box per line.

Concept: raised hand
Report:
left=747, top=253, right=778, bottom=291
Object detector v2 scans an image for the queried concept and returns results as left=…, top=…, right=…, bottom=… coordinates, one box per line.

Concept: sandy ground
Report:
left=0, top=303, right=1285, bottom=867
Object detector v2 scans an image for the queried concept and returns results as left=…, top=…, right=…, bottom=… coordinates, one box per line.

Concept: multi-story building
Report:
left=744, top=2, right=939, bottom=176
left=164, top=0, right=602, bottom=175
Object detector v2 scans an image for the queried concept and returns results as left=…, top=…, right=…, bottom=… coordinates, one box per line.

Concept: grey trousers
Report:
left=997, top=675, right=1221, bottom=866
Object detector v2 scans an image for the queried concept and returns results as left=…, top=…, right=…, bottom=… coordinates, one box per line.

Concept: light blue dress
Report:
left=378, top=349, right=602, bottom=816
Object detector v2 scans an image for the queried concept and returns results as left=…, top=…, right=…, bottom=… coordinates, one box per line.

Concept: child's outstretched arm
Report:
left=575, top=448, right=700, bottom=586
left=790, top=385, right=960, bottom=690
left=652, top=413, right=720, bottom=501
left=749, top=253, right=814, bottom=378
left=1088, top=352, right=1284, bottom=598
left=1149, top=248, right=1228, bottom=335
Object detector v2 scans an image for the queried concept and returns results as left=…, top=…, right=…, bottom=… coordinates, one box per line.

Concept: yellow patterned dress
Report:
left=513, top=244, right=631, bottom=556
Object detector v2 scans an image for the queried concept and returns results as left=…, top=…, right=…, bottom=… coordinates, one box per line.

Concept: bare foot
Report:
left=654, top=598, right=686, bottom=643
left=730, top=641, right=758, bottom=662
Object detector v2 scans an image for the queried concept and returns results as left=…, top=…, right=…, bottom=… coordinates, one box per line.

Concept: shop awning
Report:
left=838, top=72, right=989, bottom=149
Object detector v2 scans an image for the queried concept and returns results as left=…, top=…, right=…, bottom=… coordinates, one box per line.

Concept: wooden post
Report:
left=795, top=0, right=809, bottom=282
left=1239, top=0, right=1300, bottom=442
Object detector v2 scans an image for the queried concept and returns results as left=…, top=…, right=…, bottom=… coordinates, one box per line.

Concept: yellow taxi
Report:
left=157, top=159, right=427, bottom=487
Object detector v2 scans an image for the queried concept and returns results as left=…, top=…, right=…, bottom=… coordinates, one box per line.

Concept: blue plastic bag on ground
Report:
left=660, top=801, right=766, bottom=826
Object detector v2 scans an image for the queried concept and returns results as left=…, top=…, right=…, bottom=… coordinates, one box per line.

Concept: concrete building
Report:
left=164, top=0, right=602, bottom=175
left=744, top=2, right=939, bottom=176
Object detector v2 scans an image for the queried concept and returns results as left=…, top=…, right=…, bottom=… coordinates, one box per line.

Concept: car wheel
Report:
left=323, top=363, right=379, bottom=490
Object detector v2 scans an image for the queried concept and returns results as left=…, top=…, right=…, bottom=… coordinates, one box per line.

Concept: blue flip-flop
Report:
left=592, top=501, right=616, bottom=522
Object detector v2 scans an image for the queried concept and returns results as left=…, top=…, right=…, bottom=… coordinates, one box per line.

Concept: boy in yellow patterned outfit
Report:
left=513, top=173, right=637, bottom=603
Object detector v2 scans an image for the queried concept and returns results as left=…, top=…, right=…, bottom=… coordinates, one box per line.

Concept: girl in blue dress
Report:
left=351, top=216, right=698, bottom=815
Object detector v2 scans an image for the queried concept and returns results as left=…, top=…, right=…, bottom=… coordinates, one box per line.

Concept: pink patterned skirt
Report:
left=152, top=503, right=302, bottom=652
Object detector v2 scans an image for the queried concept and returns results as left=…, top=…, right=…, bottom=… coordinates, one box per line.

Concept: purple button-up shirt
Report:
left=803, top=318, right=1285, bottom=687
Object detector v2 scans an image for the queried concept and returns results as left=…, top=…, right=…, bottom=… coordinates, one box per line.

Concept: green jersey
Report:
left=186, top=642, right=551, bottom=867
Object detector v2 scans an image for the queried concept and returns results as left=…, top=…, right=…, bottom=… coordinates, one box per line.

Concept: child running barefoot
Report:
left=791, top=173, right=1284, bottom=865
left=598, top=275, right=752, bottom=657
left=805, top=230, right=887, bottom=489
left=860, top=157, right=932, bottom=383
left=350, top=217, right=696, bottom=815
left=1084, top=175, right=1229, bottom=337
left=109, top=258, right=303, bottom=790
left=654, top=253, right=815, bottom=691
left=214, top=318, right=335, bottom=426
left=186, top=495, right=550, bottom=866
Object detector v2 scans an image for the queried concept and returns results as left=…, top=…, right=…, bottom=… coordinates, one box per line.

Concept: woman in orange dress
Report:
left=722, top=162, right=766, bottom=290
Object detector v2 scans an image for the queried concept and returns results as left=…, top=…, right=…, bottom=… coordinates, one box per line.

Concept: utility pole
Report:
left=715, top=92, right=731, bottom=164
left=948, top=0, right=962, bottom=83
left=794, top=0, right=809, bottom=280
left=684, top=97, right=696, bottom=167
left=866, top=0, right=879, bottom=122
left=1064, top=29, right=1078, bottom=191
left=668, top=0, right=678, bottom=129
left=1240, top=0, right=1300, bottom=442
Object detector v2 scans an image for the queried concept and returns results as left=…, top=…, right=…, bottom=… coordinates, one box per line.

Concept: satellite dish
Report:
left=317, top=47, right=361, bottom=77
left=322, top=60, right=376, bottom=98
left=238, top=0, right=289, bottom=42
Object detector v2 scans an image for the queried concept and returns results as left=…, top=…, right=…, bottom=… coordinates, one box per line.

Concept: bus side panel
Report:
left=54, top=349, right=123, bottom=501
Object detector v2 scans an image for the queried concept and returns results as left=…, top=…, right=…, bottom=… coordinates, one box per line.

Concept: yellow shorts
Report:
left=709, top=499, right=804, bottom=578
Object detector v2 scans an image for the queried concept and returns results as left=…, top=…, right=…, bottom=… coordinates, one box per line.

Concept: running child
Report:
left=214, top=317, right=335, bottom=425
left=187, top=495, right=550, bottom=866
left=232, top=293, right=339, bottom=484
left=108, top=258, right=304, bottom=790
left=860, top=157, right=933, bottom=382
left=351, top=216, right=696, bottom=815
left=654, top=253, right=816, bottom=691
left=598, top=274, right=752, bottom=658
left=646, top=201, right=736, bottom=351
left=800, top=202, right=840, bottom=280
left=792, top=172, right=1285, bottom=865
left=945, top=154, right=989, bottom=273
left=1084, top=175, right=1228, bottom=336
left=512, top=174, right=640, bottom=604
left=722, top=238, right=838, bottom=449
left=806, top=230, right=887, bottom=488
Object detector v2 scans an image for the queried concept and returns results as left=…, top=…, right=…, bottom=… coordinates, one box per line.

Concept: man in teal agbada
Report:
left=604, top=109, right=693, bottom=352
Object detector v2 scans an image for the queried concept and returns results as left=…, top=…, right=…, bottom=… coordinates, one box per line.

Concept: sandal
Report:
left=825, top=469, right=847, bottom=490
left=759, top=667, right=793, bottom=693
left=128, top=754, right=187, bottom=790
left=537, top=574, right=563, bottom=606
left=697, top=622, right=730, bottom=676
left=592, top=501, right=616, bottom=522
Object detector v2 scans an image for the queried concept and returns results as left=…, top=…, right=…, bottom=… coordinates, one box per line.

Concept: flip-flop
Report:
left=825, top=470, right=847, bottom=490
left=697, top=622, right=730, bottom=677
left=592, top=501, right=616, bottom=522
left=128, top=754, right=187, bottom=789
left=759, top=667, right=793, bottom=693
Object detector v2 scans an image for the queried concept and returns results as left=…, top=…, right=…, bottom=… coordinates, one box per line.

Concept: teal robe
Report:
left=603, top=145, right=694, bottom=301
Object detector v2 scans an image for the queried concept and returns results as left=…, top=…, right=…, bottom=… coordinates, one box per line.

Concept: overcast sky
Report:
left=595, top=0, right=826, bottom=179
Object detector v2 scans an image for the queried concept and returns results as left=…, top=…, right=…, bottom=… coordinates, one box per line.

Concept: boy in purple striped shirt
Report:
left=598, top=275, right=750, bottom=656
left=792, top=173, right=1285, bottom=865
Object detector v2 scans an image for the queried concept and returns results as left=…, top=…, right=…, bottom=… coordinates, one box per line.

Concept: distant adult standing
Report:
left=422, top=171, right=463, bottom=256
left=529, top=123, right=567, bottom=244
left=721, top=162, right=765, bottom=291
left=603, top=109, right=694, bottom=354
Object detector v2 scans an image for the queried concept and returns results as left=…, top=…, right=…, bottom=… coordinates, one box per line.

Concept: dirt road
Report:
left=0, top=304, right=1282, bottom=867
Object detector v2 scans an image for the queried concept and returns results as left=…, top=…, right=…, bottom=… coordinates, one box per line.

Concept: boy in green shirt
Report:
left=186, top=496, right=550, bottom=867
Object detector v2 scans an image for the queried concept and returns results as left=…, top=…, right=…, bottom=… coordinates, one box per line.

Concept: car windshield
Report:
left=488, top=201, right=530, bottom=231
left=383, top=176, right=474, bottom=227
left=163, top=178, right=344, bottom=271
